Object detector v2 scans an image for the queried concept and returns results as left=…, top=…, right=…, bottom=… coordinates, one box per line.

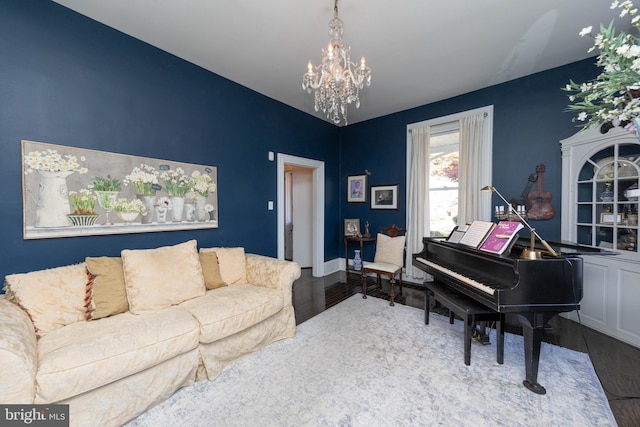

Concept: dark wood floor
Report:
left=292, top=268, right=640, bottom=427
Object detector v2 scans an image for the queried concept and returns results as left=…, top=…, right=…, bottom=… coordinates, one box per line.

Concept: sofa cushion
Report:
left=198, top=252, right=227, bottom=290
left=179, top=283, right=284, bottom=343
left=200, top=247, right=246, bottom=284
left=121, top=240, right=205, bottom=314
left=4, top=263, right=89, bottom=335
left=35, top=306, right=199, bottom=403
left=85, top=257, right=129, bottom=319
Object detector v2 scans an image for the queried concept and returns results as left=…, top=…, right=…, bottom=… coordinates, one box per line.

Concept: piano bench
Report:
left=424, top=281, right=505, bottom=366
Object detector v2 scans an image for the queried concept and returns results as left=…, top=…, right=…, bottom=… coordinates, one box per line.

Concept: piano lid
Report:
left=511, top=237, right=616, bottom=257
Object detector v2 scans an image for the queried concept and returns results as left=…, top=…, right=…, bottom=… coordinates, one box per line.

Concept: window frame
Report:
left=406, top=105, right=493, bottom=236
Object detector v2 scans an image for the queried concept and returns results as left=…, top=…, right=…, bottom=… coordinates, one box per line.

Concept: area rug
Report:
left=126, top=295, right=616, bottom=426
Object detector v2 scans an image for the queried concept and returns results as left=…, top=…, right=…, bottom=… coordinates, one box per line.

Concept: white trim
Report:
left=277, top=154, right=325, bottom=277
left=406, top=105, right=493, bottom=131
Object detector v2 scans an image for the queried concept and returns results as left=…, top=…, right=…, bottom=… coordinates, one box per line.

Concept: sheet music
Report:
left=458, top=220, right=495, bottom=248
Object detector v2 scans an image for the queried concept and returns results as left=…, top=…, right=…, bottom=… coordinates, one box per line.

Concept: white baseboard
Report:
left=329, top=257, right=423, bottom=285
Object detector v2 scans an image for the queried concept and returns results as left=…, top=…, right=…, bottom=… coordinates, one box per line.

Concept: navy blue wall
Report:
left=0, top=0, right=339, bottom=278
left=338, top=59, right=600, bottom=260
left=0, top=0, right=600, bottom=279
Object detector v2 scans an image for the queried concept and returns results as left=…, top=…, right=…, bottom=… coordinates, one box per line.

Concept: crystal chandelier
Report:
left=302, top=0, right=372, bottom=125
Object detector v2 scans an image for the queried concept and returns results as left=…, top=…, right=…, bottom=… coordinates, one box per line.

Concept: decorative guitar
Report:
left=509, top=171, right=538, bottom=211
left=527, top=164, right=555, bottom=220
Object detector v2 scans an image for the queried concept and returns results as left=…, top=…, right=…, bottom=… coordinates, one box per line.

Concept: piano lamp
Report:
left=481, top=186, right=559, bottom=258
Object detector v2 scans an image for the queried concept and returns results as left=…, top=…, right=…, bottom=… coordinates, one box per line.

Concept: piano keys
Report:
left=412, top=236, right=608, bottom=394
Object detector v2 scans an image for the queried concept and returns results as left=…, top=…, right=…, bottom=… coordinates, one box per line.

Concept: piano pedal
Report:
left=472, top=325, right=492, bottom=345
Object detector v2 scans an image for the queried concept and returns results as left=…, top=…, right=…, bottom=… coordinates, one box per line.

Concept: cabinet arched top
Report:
left=560, top=125, right=639, bottom=258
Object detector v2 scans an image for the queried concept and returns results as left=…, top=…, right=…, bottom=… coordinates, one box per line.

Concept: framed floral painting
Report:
left=21, top=140, right=218, bottom=239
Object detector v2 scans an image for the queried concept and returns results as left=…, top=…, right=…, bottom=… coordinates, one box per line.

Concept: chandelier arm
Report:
left=301, top=0, right=370, bottom=125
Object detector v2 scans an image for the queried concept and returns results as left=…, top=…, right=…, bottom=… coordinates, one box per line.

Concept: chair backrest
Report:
left=380, top=224, right=406, bottom=238
left=374, top=225, right=407, bottom=266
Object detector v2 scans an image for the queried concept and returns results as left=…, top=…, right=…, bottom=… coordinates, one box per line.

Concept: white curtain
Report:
left=458, top=113, right=489, bottom=224
left=405, top=126, right=430, bottom=280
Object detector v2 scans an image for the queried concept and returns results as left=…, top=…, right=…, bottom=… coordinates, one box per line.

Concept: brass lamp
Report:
left=481, top=186, right=558, bottom=258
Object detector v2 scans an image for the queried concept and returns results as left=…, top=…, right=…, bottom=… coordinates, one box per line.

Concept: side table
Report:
left=344, top=235, right=376, bottom=276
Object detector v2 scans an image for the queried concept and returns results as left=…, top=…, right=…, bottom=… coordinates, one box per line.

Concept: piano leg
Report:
left=518, top=312, right=556, bottom=395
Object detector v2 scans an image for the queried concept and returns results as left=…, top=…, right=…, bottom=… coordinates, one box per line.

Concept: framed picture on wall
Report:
left=371, top=185, right=398, bottom=210
left=21, top=140, right=218, bottom=239
left=344, top=218, right=360, bottom=236
left=347, top=174, right=366, bottom=202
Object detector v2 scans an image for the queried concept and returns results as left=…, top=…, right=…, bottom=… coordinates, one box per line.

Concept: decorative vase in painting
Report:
left=170, top=196, right=185, bottom=222
left=195, top=196, right=208, bottom=221
left=136, top=194, right=156, bottom=224
left=116, top=211, right=139, bottom=223
left=35, top=170, right=74, bottom=228
left=94, top=190, right=119, bottom=225
left=184, top=202, right=196, bottom=221
left=67, top=214, right=100, bottom=227
left=353, top=250, right=362, bottom=271
left=155, top=206, right=168, bottom=223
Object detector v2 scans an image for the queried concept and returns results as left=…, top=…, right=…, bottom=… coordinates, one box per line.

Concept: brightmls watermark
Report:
left=1, top=405, right=69, bottom=426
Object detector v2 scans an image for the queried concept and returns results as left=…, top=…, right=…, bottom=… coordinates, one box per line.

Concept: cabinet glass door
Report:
left=576, top=143, right=639, bottom=253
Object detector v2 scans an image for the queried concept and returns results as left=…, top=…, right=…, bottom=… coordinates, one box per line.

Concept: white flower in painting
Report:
left=189, top=170, right=216, bottom=197
left=23, top=149, right=88, bottom=174
left=123, top=164, right=159, bottom=195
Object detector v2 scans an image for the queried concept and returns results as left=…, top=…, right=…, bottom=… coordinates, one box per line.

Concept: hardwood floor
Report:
left=292, top=268, right=640, bottom=427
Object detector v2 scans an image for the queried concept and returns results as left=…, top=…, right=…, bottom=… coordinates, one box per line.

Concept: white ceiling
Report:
left=51, top=0, right=625, bottom=126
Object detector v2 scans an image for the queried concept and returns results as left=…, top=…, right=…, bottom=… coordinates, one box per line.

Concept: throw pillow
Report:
left=85, top=257, right=129, bottom=319
left=374, top=233, right=406, bottom=266
left=4, top=263, right=89, bottom=335
left=121, top=240, right=205, bottom=314
left=202, top=247, right=246, bottom=284
left=198, top=251, right=227, bottom=290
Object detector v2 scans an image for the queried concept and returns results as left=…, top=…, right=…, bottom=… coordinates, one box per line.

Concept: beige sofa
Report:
left=0, top=240, right=301, bottom=426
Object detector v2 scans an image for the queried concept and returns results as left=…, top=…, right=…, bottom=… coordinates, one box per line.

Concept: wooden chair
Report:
left=361, top=225, right=407, bottom=306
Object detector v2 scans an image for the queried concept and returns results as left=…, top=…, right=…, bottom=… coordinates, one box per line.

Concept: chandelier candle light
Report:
left=302, top=0, right=372, bottom=125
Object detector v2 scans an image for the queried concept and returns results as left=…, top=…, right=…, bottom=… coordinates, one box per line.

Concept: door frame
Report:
left=277, top=154, right=325, bottom=277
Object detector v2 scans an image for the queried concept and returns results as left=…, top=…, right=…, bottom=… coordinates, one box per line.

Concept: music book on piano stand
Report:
left=457, top=220, right=495, bottom=248
left=479, top=221, right=524, bottom=255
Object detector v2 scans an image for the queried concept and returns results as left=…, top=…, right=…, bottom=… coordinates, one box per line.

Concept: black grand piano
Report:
left=412, top=236, right=608, bottom=394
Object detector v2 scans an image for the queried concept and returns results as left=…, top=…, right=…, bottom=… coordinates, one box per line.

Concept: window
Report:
left=429, top=127, right=459, bottom=237
left=405, top=105, right=493, bottom=256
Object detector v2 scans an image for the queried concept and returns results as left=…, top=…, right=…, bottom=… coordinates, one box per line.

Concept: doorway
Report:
left=277, top=154, right=325, bottom=277
left=284, top=166, right=313, bottom=267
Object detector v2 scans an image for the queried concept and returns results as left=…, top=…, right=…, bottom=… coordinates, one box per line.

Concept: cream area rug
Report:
left=127, top=294, right=616, bottom=426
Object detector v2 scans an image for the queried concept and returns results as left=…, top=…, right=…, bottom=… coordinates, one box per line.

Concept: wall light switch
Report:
left=268, top=201, right=274, bottom=210
left=268, top=151, right=274, bottom=161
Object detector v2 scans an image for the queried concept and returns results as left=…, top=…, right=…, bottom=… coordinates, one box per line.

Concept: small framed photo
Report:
left=371, top=185, right=398, bottom=209
left=347, top=174, right=366, bottom=203
left=600, top=212, right=622, bottom=224
left=344, top=219, right=360, bottom=236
